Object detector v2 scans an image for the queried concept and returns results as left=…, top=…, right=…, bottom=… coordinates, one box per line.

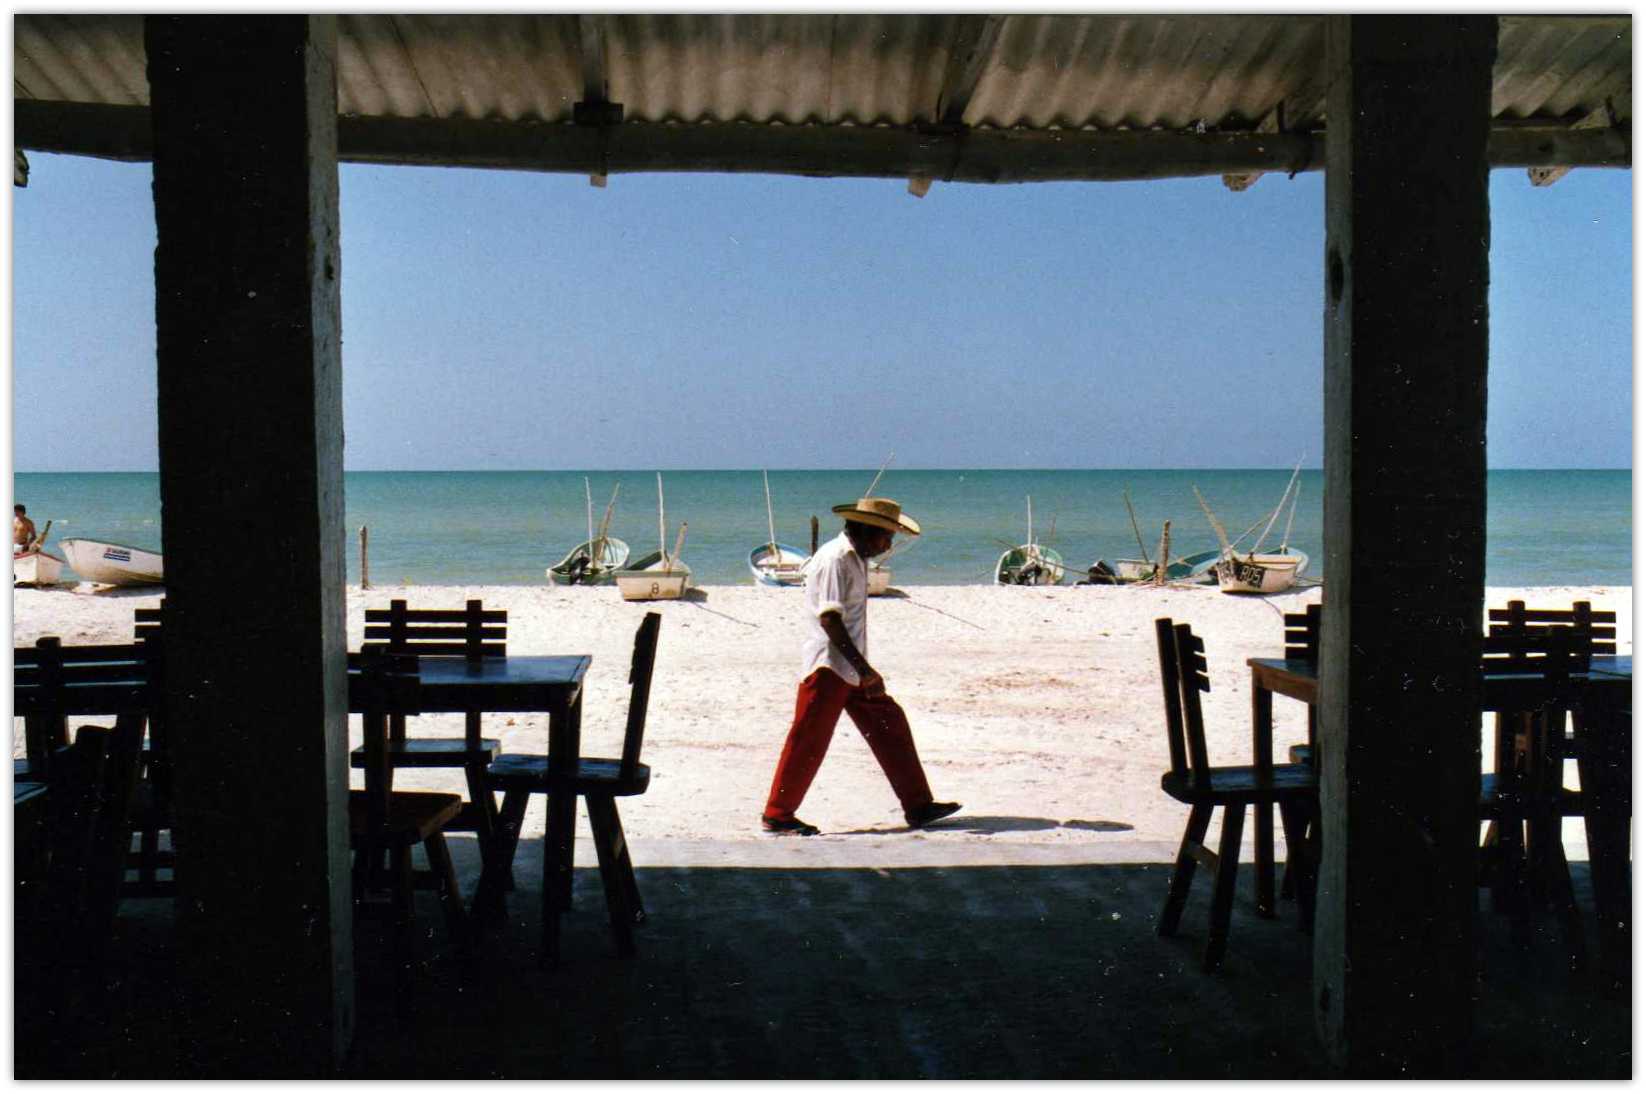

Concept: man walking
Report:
left=761, top=495, right=960, bottom=835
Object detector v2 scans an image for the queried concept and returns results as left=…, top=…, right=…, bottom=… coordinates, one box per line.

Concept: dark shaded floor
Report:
left=14, top=839, right=1630, bottom=1078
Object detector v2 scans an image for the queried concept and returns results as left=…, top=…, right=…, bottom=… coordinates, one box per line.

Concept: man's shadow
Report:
left=836, top=816, right=1134, bottom=835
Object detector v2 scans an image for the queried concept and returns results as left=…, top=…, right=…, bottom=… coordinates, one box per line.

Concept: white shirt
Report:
left=798, top=531, right=869, bottom=685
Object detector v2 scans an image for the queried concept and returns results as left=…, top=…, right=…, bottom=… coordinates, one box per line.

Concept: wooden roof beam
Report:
left=16, top=101, right=1632, bottom=182
left=1221, top=105, right=1284, bottom=192
left=1527, top=101, right=1619, bottom=187
left=573, top=14, right=622, bottom=188
left=910, top=14, right=1005, bottom=198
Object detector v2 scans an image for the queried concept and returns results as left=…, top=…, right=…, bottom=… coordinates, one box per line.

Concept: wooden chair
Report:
left=482, top=612, right=661, bottom=965
left=1282, top=602, right=1321, bottom=766
left=126, top=607, right=177, bottom=896
left=1154, top=618, right=1318, bottom=972
left=13, top=642, right=148, bottom=995
left=349, top=649, right=468, bottom=960
left=1478, top=627, right=1587, bottom=966
left=353, top=599, right=508, bottom=847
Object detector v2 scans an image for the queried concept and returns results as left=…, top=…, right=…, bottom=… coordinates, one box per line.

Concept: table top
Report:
left=1248, top=654, right=1631, bottom=712
left=1249, top=654, right=1631, bottom=680
left=15, top=652, right=594, bottom=716
left=365, top=654, right=592, bottom=713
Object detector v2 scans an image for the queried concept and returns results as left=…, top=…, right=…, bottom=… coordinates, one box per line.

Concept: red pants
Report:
left=763, top=668, right=934, bottom=821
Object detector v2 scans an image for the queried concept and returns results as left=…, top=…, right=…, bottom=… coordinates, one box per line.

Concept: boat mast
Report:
left=584, top=477, right=594, bottom=546
left=763, top=469, right=779, bottom=562
left=657, top=472, right=667, bottom=564
left=1252, top=460, right=1304, bottom=555
left=865, top=451, right=894, bottom=496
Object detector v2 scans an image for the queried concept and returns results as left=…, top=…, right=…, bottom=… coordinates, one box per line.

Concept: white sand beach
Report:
left=11, top=582, right=1631, bottom=862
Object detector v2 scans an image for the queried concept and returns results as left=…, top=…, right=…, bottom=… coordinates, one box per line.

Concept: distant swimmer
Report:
left=13, top=505, right=36, bottom=553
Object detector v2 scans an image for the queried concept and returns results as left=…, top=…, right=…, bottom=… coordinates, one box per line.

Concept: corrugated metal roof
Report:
left=16, top=13, right=1631, bottom=131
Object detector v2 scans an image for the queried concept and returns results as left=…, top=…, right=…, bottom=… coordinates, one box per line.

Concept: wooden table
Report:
left=1247, top=654, right=1632, bottom=926
left=362, top=654, right=593, bottom=935
left=16, top=649, right=593, bottom=931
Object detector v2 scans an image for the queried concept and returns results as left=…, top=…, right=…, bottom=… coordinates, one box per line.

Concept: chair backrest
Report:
left=362, top=598, right=507, bottom=662
left=1489, top=599, right=1613, bottom=668
left=1283, top=602, right=1322, bottom=663
left=619, top=612, right=663, bottom=780
left=43, top=711, right=145, bottom=935
left=352, top=649, right=421, bottom=828
left=1481, top=624, right=1582, bottom=682
left=1154, top=617, right=1211, bottom=789
left=14, top=638, right=153, bottom=778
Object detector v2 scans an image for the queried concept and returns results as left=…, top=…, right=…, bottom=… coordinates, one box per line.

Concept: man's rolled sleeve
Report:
left=810, top=553, right=848, bottom=618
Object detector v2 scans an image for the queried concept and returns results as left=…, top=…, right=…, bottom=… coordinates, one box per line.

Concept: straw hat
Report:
left=831, top=496, right=921, bottom=536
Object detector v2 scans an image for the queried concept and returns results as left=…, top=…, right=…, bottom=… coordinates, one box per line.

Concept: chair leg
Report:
left=586, top=794, right=636, bottom=956
left=1277, top=799, right=1302, bottom=902
left=463, top=761, right=507, bottom=887
left=1159, top=803, right=1213, bottom=938
left=475, top=788, right=530, bottom=921
left=1204, top=803, right=1246, bottom=973
left=541, top=790, right=577, bottom=969
left=422, top=831, right=469, bottom=948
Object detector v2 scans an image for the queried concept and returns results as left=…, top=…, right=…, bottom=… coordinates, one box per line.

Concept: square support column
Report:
left=1314, top=15, right=1496, bottom=1075
left=147, top=15, right=352, bottom=1074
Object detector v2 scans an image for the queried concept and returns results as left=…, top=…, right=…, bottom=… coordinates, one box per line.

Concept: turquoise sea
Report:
left=10, top=469, right=1632, bottom=588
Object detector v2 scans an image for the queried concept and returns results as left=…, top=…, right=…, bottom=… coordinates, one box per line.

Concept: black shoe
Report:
left=762, top=815, right=820, bottom=836
left=905, top=801, right=962, bottom=829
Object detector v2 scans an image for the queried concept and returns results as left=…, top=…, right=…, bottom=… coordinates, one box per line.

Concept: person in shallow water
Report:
left=760, top=495, right=961, bottom=836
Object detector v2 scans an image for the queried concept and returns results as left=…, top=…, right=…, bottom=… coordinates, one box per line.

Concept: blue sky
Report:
left=9, top=151, right=1632, bottom=470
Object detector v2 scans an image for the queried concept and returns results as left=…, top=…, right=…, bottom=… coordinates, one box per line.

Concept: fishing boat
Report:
left=749, top=543, right=810, bottom=587
left=749, top=470, right=810, bottom=587
left=1214, top=549, right=1309, bottom=594
left=60, top=538, right=164, bottom=587
left=13, top=549, right=65, bottom=586
left=614, top=474, right=691, bottom=601
left=994, top=496, right=1067, bottom=586
left=867, top=562, right=892, bottom=596
left=1195, top=463, right=1310, bottom=596
left=13, top=519, right=65, bottom=586
left=1112, top=549, right=1222, bottom=584
left=547, top=479, right=629, bottom=585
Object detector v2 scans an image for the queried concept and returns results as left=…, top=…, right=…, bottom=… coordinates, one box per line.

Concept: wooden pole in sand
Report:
left=810, top=515, right=819, bottom=555
left=1153, top=520, right=1170, bottom=587
left=359, top=525, right=369, bottom=589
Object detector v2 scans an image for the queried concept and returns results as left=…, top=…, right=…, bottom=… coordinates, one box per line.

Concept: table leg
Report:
left=1251, top=677, right=1276, bottom=918
left=1575, top=700, right=1631, bottom=953
left=541, top=690, right=583, bottom=967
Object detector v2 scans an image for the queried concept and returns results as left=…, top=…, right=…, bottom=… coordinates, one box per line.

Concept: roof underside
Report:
left=14, top=13, right=1633, bottom=183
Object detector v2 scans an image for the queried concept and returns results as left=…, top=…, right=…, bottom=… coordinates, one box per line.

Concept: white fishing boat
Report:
left=13, top=519, right=64, bottom=586
left=13, top=549, right=65, bottom=587
left=994, top=496, right=1067, bottom=586
left=867, top=562, right=892, bottom=596
left=749, top=470, right=810, bottom=587
left=749, top=542, right=809, bottom=587
left=548, top=479, right=628, bottom=585
left=60, top=538, right=164, bottom=587
left=1214, top=549, right=1309, bottom=594
left=1195, top=463, right=1310, bottom=596
left=614, top=474, right=691, bottom=601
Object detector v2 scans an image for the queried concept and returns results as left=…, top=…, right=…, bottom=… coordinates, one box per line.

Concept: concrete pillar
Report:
left=147, top=15, right=352, bottom=1074
left=1314, top=15, right=1495, bottom=1074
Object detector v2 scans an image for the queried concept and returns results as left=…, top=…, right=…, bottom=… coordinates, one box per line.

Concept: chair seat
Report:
left=1161, top=763, right=1317, bottom=805
left=1478, top=773, right=1586, bottom=817
left=348, top=789, right=463, bottom=847
left=349, top=738, right=501, bottom=768
left=487, top=753, right=652, bottom=796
